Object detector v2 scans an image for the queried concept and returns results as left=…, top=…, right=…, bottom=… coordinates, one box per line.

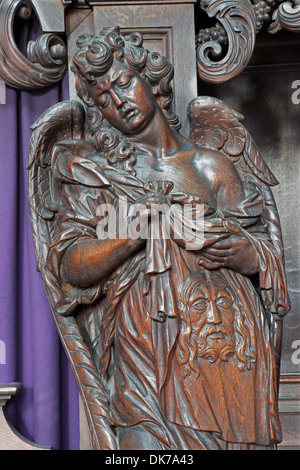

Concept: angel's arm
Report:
left=61, top=190, right=171, bottom=285
left=195, top=150, right=260, bottom=276
left=195, top=148, right=245, bottom=210
left=200, top=228, right=260, bottom=276
left=61, top=236, right=145, bottom=285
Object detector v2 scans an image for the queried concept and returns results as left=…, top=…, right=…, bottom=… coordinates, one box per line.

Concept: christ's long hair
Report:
left=178, top=271, right=256, bottom=378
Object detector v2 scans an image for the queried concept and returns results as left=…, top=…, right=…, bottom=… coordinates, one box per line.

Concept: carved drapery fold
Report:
left=0, top=0, right=67, bottom=90
left=196, top=0, right=256, bottom=83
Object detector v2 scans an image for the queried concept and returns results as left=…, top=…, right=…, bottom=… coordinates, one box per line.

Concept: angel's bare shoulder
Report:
left=191, top=145, right=245, bottom=209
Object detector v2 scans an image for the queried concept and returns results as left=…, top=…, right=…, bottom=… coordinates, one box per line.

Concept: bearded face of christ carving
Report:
left=178, top=272, right=256, bottom=376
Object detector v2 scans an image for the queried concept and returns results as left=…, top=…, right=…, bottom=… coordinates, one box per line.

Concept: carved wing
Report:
left=187, top=96, right=279, bottom=187
left=28, top=100, right=86, bottom=271
left=28, top=100, right=117, bottom=450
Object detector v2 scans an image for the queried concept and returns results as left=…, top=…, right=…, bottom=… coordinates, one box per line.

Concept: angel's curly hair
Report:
left=71, top=26, right=180, bottom=174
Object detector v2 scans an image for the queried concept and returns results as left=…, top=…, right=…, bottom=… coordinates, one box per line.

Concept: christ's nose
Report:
left=206, top=302, right=222, bottom=325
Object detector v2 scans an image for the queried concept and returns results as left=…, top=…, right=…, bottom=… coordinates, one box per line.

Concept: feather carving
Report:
left=187, top=96, right=279, bottom=186
left=28, top=100, right=85, bottom=169
left=28, top=100, right=118, bottom=449
left=28, top=100, right=87, bottom=223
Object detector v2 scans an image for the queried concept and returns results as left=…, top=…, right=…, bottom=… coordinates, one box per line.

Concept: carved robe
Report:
left=43, top=143, right=290, bottom=449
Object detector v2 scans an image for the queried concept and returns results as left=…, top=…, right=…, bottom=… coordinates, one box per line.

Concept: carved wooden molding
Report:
left=195, top=0, right=300, bottom=83
left=30, top=0, right=67, bottom=32
left=278, top=374, right=300, bottom=449
left=1, top=0, right=300, bottom=90
left=0, top=383, right=51, bottom=450
left=0, top=0, right=67, bottom=90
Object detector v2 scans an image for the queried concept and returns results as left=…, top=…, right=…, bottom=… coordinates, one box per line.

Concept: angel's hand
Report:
left=202, top=218, right=231, bottom=247
left=133, top=192, right=171, bottom=219
left=199, top=219, right=259, bottom=276
left=168, top=216, right=230, bottom=250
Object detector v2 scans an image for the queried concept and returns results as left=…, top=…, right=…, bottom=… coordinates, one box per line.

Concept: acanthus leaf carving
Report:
left=0, top=0, right=67, bottom=90
left=196, top=0, right=256, bottom=84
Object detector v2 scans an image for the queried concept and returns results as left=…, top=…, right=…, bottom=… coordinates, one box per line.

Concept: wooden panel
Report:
left=278, top=375, right=300, bottom=450
left=66, top=9, right=95, bottom=100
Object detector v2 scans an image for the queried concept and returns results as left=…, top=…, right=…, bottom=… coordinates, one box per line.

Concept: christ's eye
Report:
left=217, top=297, right=233, bottom=309
left=191, top=299, right=208, bottom=312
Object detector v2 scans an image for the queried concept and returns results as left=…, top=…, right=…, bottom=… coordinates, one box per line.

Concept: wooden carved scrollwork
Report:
left=196, top=0, right=300, bottom=83
left=0, top=0, right=67, bottom=90
left=196, top=0, right=256, bottom=83
left=269, top=1, right=300, bottom=33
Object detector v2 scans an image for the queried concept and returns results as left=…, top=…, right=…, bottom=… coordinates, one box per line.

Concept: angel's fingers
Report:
left=198, top=257, right=224, bottom=270
left=201, top=252, right=229, bottom=263
left=202, top=246, right=232, bottom=257
left=202, top=233, right=231, bottom=248
left=204, top=236, right=242, bottom=250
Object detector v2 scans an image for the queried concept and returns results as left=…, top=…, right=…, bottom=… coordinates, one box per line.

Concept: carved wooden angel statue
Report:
left=28, top=26, right=290, bottom=450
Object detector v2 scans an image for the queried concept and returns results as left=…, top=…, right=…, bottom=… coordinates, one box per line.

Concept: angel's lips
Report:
left=122, top=107, right=139, bottom=120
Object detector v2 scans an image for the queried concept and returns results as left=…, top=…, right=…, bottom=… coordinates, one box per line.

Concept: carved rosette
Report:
left=0, top=0, right=67, bottom=90
left=197, top=0, right=257, bottom=83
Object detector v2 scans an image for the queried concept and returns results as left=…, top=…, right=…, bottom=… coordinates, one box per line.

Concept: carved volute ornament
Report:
left=0, top=0, right=67, bottom=89
left=27, top=26, right=290, bottom=450
left=196, top=0, right=257, bottom=83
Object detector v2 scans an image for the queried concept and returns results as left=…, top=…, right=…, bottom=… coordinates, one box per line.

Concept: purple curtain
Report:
left=0, top=16, right=79, bottom=449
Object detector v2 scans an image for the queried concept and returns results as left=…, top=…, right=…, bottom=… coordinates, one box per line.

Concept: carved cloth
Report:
left=44, top=149, right=290, bottom=449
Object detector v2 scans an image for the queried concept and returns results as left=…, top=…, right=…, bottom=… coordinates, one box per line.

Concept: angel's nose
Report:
left=110, top=89, right=126, bottom=108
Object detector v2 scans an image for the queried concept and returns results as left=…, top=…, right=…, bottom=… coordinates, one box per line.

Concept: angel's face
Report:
left=87, top=60, right=157, bottom=135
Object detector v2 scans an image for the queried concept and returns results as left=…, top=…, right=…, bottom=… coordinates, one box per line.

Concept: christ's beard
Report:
left=195, top=324, right=236, bottom=363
